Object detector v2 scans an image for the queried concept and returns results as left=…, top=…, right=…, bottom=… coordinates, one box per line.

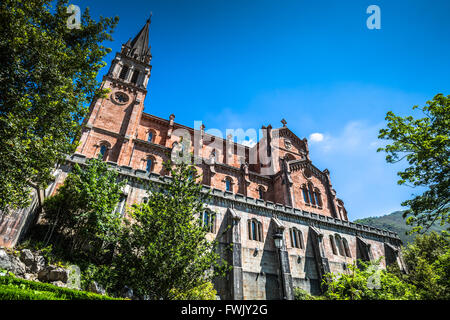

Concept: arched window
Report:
left=290, top=228, right=304, bottom=249
left=201, top=210, right=216, bottom=233
left=342, top=238, right=351, bottom=257
left=330, top=235, right=337, bottom=255
left=146, top=158, right=153, bottom=173
left=98, top=143, right=109, bottom=161
left=308, top=184, right=316, bottom=205
left=335, top=234, right=345, bottom=256
left=302, top=186, right=310, bottom=204
left=119, top=65, right=129, bottom=80
left=258, top=186, right=265, bottom=200
left=248, top=219, right=263, bottom=242
left=225, top=177, right=233, bottom=192
left=314, top=190, right=322, bottom=207
left=147, top=131, right=154, bottom=142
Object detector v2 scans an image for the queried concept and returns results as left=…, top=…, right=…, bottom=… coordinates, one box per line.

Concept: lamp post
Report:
left=273, top=232, right=286, bottom=300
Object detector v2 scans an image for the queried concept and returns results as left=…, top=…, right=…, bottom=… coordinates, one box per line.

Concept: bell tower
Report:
left=76, top=16, right=152, bottom=165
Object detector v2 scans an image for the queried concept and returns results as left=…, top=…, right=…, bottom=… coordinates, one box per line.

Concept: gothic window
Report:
left=302, top=186, right=310, bottom=204
left=335, top=234, right=345, bottom=256
left=119, top=65, right=129, bottom=80
left=130, top=70, right=139, bottom=84
left=290, top=228, right=304, bottom=249
left=98, top=143, right=109, bottom=161
left=146, top=158, right=153, bottom=173
left=330, top=235, right=337, bottom=255
left=258, top=186, right=265, bottom=200
left=342, top=238, right=351, bottom=258
left=201, top=210, right=216, bottom=233
left=248, top=219, right=263, bottom=242
left=225, top=177, right=233, bottom=192
left=314, top=190, right=322, bottom=207
left=308, top=184, right=316, bottom=206
left=147, top=131, right=154, bottom=142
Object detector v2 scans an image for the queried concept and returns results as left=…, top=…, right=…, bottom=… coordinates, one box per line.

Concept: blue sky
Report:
left=80, top=0, right=450, bottom=220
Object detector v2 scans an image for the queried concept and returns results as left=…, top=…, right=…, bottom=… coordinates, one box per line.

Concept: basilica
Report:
left=0, top=18, right=406, bottom=299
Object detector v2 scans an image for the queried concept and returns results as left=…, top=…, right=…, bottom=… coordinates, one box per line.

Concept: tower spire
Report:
left=122, top=17, right=152, bottom=63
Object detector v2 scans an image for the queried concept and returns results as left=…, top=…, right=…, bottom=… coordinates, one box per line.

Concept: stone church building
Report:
left=0, top=18, right=406, bottom=299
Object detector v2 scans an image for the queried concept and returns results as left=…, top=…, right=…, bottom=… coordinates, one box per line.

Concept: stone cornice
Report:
left=65, top=153, right=402, bottom=244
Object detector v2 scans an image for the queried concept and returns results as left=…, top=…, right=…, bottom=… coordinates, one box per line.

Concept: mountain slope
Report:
left=353, top=211, right=448, bottom=245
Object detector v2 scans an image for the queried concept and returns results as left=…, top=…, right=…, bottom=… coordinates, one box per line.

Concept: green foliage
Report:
left=170, top=281, right=218, bottom=300
left=398, top=232, right=450, bottom=299
left=111, top=160, right=229, bottom=299
left=0, top=0, right=118, bottom=212
left=378, top=93, right=450, bottom=233
left=0, top=274, right=118, bottom=300
left=42, top=158, right=125, bottom=264
left=293, top=287, right=317, bottom=300
left=78, top=262, right=114, bottom=293
left=323, top=260, right=418, bottom=300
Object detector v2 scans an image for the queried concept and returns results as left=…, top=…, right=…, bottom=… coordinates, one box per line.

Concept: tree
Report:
left=111, top=160, right=228, bottom=299
left=0, top=0, right=118, bottom=212
left=42, top=157, right=126, bottom=264
left=397, top=232, right=450, bottom=299
left=323, top=259, right=418, bottom=300
left=378, top=94, right=450, bottom=233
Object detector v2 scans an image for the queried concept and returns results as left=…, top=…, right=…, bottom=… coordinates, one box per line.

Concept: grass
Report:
left=0, top=273, right=121, bottom=300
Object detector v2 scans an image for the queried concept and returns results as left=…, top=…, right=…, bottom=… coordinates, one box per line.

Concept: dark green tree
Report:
left=0, top=0, right=118, bottom=212
left=42, top=157, right=126, bottom=264
left=111, top=160, right=228, bottom=299
left=378, top=94, right=450, bottom=233
left=396, top=232, right=450, bottom=300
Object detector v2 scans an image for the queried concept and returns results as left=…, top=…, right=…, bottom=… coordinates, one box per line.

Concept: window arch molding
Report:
left=257, top=185, right=266, bottom=200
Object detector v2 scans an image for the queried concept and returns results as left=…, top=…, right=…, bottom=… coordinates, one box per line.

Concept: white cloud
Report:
left=309, top=133, right=324, bottom=143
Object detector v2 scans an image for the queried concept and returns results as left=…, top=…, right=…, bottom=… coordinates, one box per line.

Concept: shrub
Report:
left=293, top=287, right=317, bottom=300
left=170, top=281, right=218, bottom=300
left=0, top=274, right=119, bottom=300
left=323, top=260, right=419, bottom=300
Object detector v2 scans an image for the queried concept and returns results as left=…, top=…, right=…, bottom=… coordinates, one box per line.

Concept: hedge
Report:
left=0, top=275, right=120, bottom=300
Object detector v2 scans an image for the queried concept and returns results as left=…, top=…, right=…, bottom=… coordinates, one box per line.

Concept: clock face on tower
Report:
left=113, top=91, right=129, bottom=104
